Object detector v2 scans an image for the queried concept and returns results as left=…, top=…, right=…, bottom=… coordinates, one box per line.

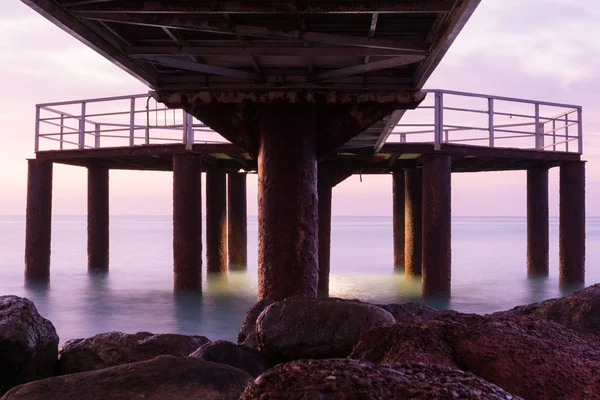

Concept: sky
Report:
left=1, top=0, right=599, bottom=216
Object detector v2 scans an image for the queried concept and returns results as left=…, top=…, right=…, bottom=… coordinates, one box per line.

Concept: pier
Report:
left=22, top=0, right=585, bottom=299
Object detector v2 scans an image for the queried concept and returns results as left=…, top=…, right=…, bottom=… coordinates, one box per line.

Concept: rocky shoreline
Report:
left=0, top=284, right=598, bottom=399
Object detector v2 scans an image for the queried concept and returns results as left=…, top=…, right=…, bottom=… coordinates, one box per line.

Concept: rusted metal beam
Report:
left=127, top=46, right=415, bottom=57
left=66, top=1, right=456, bottom=14
left=139, top=56, right=263, bottom=81
left=22, top=0, right=157, bottom=87
left=77, top=13, right=428, bottom=52
left=374, top=110, right=406, bottom=153
left=315, top=55, right=424, bottom=80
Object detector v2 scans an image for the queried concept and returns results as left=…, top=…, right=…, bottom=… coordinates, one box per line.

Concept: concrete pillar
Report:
left=258, top=104, right=318, bottom=301
left=25, top=159, right=53, bottom=280
left=422, top=153, right=452, bottom=298
left=527, top=167, right=549, bottom=277
left=88, top=167, right=109, bottom=271
left=206, top=169, right=227, bottom=275
left=227, top=172, right=247, bottom=271
left=559, top=161, right=585, bottom=286
left=393, top=171, right=405, bottom=271
left=172, top=154, right=202, bottom=291
left=318, top=172, right=333, bottom=297
left=404, top=169, right=422, bottom=277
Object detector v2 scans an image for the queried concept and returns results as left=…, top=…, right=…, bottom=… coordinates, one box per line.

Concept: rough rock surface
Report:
left=497, top=283, right=600, bottom=335
left=57, top=331, right=209, bottom=375
left=257, top=297, right=395, bottom=362
left=376, top=302, right=446, bottom=324
left=237, top=299, right=274, bottom=349
left=2, top=355, right=252, bottom=400
left=0, top=296, right=59, bottom=395
left=190, top=340, right=269, bottom=377
left=240, top=359, right=521, bottom=400
left=350, top=313, right=600, bottom=400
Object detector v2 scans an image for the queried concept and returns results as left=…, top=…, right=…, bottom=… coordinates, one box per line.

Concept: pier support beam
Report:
left=206, top=169, right=227, bottom=275
left=527, top=167, right=549, bottom=277
left=422, top=153, right=452, bottom=298
left=25, top=159, right=53, bottom=280
left=559, top=161, right=585, bottom=286
left=317, top=168, right=351, bottom=297
left=258, top=105, right=318, bottom=300
left=404, top=169, right=422, bottom=277
left=393, top=171, right=405, bottom=271
left=227, top=172, right=247, bottom=271
left=88, top=167, right=109, bottom=271
left=173, top=154, right=202, bottom=291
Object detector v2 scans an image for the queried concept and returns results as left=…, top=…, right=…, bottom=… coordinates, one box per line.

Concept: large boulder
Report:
left=376, top=302, right=447, bottom=324
left=237, top=299, right=274, bottom=349
left=240, top=359, right=521, bottom=399
left=190, top=340, right=270, bottom=377
left=57, top=331, right=209, bottom=375
left=257, top=297, right=395, bottom=362
left=0, top=296, right=58, bottom=395
left=350, top=313, right=600, bottom=400
left=496, top=283, right=600, bottom=335
left=2, top=355, right=251, bottom=400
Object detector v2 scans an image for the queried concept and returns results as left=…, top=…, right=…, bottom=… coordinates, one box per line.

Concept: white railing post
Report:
left=183, top=111, right=194, bottom=150
left=565, top=114, right=569, bottom=152
left=129, top=97, right=136, bottom=146
left=534, top=103, right=541, bottom=150
left=434, top=91, right=443, bottom=149
left=577, top=107, right=583, bottom=154
left=59, top=114, right=64, bottom=150
left=79, top=102, right=86, bottom=149
left=34, top=106, right=41, bottom=152
left=488, top=98, right=494, bottom=147
left=95, top=124, right=101, bottom=148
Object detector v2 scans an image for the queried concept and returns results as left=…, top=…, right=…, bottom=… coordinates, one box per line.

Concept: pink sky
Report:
left=1, top=0, right=599, bottom=216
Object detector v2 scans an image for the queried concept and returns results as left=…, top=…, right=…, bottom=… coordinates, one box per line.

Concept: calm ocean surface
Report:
left=1, top=215, right=599, bottom=344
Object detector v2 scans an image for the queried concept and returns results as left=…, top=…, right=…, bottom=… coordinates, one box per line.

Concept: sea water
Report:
left=1, top=215, right=598, bottom=344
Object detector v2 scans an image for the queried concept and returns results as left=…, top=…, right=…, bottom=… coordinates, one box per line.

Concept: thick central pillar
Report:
left=206, top=169, right=227, bottom=275
left=393, top=171, right=406, bottom=271
left=88, top=166, right=109, bottom=271
left=318, top=171, right=333, bottom=297
left=258, top=104, right=318, bottom=300
left=422, top=153, right=452, bottom=298
left=527, top=167, right=549, bottom=277
left=404, top=169, right=422, bottom=276
left=173, top=154, right=202, bottom=291
left=559, top=161, right=585, bottom=286
left=228, top=172, right=247, bottom=271
left=25, top=159, right=53, bottom=280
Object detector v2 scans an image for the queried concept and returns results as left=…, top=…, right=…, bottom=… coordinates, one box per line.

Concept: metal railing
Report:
left=34, top=94, right=227, bottom=152
left=34, top=90, right=583, bottom=154
left=392, top=89, right=583, bottom=153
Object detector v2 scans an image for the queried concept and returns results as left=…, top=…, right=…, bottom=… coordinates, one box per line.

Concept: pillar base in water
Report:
left=88, top=167, right=109, bottom=271
left=393, top=171, right=405, bottom=271
left=404, top=169, right=422, bottom=277
left=227, top=172, right=247, bottom=271
left=527, top=167, right=549, bottom=277
left=559, top=161, right=585, bottom=286
left=207, top=169, right=227, bottom=275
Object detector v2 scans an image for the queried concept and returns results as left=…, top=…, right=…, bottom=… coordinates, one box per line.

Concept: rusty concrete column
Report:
left=25, top=159, right=53, bottom=280
left=393, top=171, right=405, bottom=271
left=404, top=169, right=422, bottom=277
left=527, top=167, right=549, bottom=277
left=206, top=169, right=227, bottom=275
left=318, top=172, right=333, bottom=297
left=172, top=154, right=202, bottom=291
left=258, top=104, right=318, bottom=301
left=422, top=153, right=452, bottom=298
left=227, top=172, right=247, bottom=271
left=559, top=161, right=585, bottom=286
left=88, top=166, right=109, bottom=271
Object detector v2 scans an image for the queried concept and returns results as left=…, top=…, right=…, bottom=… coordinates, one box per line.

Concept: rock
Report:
left=350, top=313, right=600, bottom=400
left=497, top=283, right=600, bottom=335
left=240, top=359, right=521, bottom=399
left=2, top=355, right=251, bottom=400
left=237, top=299, right=274, bottom=349
left=376, top=302, right=446, bottom=324
left=257, top=297, right=395, bottom=362
left=190, top=340, right=270, bottom=377
left=57, top=331, right=209, bottom=375
left=0, top=295, right=59, bottom=395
